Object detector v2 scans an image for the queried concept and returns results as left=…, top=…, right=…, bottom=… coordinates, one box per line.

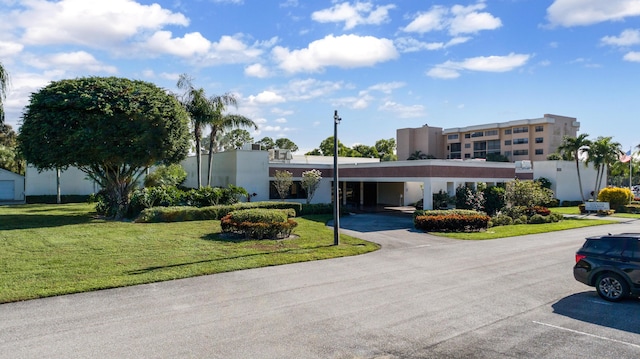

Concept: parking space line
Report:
left=533, top=321, right=640, bottom=349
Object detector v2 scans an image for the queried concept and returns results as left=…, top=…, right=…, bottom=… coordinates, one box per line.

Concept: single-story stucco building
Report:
left=23, top=148, right=603, bottom=209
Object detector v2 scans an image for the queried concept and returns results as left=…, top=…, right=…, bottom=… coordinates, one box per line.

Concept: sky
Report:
left=1, top=0, right=640, bottom=154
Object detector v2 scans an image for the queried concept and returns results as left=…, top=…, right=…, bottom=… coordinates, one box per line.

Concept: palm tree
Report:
left=205, top=110, right=258, bottom=186
left=176, top=74, right=216, bottom=188
left=558, top=134, right=591, bottom=203
left=0, top=61, right=9, bottom=124
left=407, top=150, right=428, bottom=160
left=585, top=136, right=622, bottom=199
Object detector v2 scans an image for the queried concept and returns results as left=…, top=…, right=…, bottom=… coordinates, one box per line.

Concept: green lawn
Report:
left=0, top=203, right=379, bottom=303
left=434, top=217, right=618, bottom=240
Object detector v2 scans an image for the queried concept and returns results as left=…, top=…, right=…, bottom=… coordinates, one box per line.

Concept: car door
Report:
left=624, top=238, right=640, bottom=288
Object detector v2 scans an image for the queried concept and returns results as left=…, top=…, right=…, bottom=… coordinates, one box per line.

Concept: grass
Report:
left=550, top=205, right=640, bottom=219
left=0, top=203, right=379, bottom=303
left=433, top=217, right=619, bottom=240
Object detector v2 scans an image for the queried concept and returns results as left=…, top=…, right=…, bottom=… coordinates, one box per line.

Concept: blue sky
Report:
left=1, top=0, right=640, bottom=154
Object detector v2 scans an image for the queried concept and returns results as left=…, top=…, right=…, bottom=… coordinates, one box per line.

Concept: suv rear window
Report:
left=582, top=237, right=627, bottom=256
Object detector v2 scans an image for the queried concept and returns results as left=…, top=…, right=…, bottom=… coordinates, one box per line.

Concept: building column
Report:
left=423, top=179, right=433, bottom=210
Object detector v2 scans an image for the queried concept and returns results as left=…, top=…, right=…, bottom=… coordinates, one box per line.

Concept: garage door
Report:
left=0, top=180, right=14, bottom=200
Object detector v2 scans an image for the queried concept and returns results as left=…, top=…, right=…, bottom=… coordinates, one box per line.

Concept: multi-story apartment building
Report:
left=397, top=114, right=580, bottom=162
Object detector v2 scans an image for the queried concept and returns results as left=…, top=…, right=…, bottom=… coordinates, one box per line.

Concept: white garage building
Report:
left=0, top=168, right=25, bottom=203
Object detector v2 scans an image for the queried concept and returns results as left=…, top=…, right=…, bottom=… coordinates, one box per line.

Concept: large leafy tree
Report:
left=19, top=77, right=190, bottom=219
left=221, top=128, right=253, bottom=150
left=375, top=138, right=397, bottom=161
left=0, top=61, right=8, bottom=124
left=558, top=134, right=591, bottom=203
left=585, top=136, right=622, bottom=198
left=256, top=137, right=276, bottom=150
left=275, top=138, right=298, bottom=152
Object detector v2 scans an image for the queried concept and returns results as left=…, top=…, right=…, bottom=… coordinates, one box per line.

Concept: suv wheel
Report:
left=596, top=273, right=629, bottom=302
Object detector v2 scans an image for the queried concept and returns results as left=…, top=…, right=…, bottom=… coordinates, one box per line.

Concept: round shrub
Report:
left=528, top=214, right=548, bottom=224
left=491, top=214, right=513, bottom=227
left=598, top=187, right=633, bottom=212
left=221, top=208, right=298, bottom=239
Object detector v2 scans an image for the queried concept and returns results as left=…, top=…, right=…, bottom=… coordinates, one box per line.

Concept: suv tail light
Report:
left=575, top=254, right=586, bottom=263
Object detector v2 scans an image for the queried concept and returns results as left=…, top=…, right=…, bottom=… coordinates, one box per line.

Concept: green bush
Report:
left=491, top=214, right=513, bottom=227
left=528, top=214, right=548, bottom=224
left=561, top=200, right=583, bottom=207
left=483, top=186, right=505, bottom=216
left=300, top=203, right=335, bottom=215
left=144, top=164, right=187, bottom=187
left=624, top=203, right=640, bottom=214
left=413, top=209, right=489, bottom=232
left=135, top=201, right=303, bottom=223
left=221, top=208, right=298, bottom=239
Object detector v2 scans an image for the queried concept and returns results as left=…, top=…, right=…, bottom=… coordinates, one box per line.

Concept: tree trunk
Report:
left=575, top=155, right=586, bottom=203
left=56, top=168, right=61, bottom=204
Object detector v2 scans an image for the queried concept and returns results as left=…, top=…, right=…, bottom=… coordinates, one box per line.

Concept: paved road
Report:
left=1, top=214, right=639, bottom=358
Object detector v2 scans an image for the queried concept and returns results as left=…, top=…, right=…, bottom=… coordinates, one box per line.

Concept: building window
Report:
left=464, top=143, right=471, bottom=148
left=464, top=133, right=471, bottom=139
left=504, top=129, right=512, bottom=135
left=535, top=149, right=544, bottom=155
left=464, top=153, right=471, bottom=158
left=513, top=149, right=529, bottom=156
left=504, top=151, right=512, bottom=158
left=269, top=181, right=307, bottom=200
left=535, top=137, right=543, bottom=144
left=513, top=138, right=529, bottom=145
left=447, top=134, right=459, bottom=140
left=513, top=126, right=529, bottom=134
left=471, top=131, right=484, bottom=138
left=487, top=140, right=500, bottom=153
left=535, top=125, right=544, bottom=132
left=485, top=130, right=498, bottom=136
left=450, top=142, right=461, bottom=152
left=504, top=140, right=511, bottom=146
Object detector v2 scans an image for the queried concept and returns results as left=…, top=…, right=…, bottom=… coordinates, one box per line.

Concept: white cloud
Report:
left=0, top=41, right=24, bottom=57
left=403, top=2, right=501, bottom=35
left=546, top=0, right=640, bottom=27
left=16, top=0, right=188, bottom=47
left=378, top=101, right=426, bottom=118
left=285, top=78, right=343, bottom=100
left=248, top=90, right=286, bottom=105
left=24, top=51, right=117, bottom=74
left=623, top=51, right=640, bottom=62
left=311, top=2, right=396, bottom=30
left=200, top=35, right=274, bottom=65
left=449, top=3, right=502, bottom=35
left=143, top=31, right=211, bottom=57
left=245, top=63, right=271, bottom=78
left=273, top=34, right=398, bottom=73
left=601, top=29, right=640, bottom=46
left=275, top=118, right=287, bottom=123
left=427, top=53, right=531, bottom=79
left=367, top=81, right=405, bottom=94
left=395, top=36, right=470, bottom=53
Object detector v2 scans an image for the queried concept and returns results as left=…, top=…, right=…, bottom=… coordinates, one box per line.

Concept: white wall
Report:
left=25, top=166, right=99, bottom=196
left=533, top=160, right=601, bottom=202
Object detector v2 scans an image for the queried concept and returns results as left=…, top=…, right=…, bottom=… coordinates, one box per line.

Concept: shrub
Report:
left=598, top=187, right=633, bottom=212
left=300, top=203, right=334, bottom=215
left=144, top=164, right=187, bottom=187
left=135, top=201, right=303, bottom=223
left=483, top=186, right=505, bottom=216
left=624, top=203, right=640, bottom=214
left=562, top=200, right=583, bottom=207
left=491, top=214, right=513, bottom=227
left=528, top=214, right=548, bottom=224
left=221, top=208, right=298, bottom=239
left=413, top=209, right=489, bottom=232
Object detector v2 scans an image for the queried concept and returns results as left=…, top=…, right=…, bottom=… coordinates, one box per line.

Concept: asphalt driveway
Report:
left=1, top=213, right=639, bottom=358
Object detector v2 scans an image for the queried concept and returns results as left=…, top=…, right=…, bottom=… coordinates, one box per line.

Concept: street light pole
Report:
left=333, top=110, right=341, bottom=246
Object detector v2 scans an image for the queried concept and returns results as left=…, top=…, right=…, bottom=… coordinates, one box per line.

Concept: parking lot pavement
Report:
left=0, top=214, right=639, bottom=358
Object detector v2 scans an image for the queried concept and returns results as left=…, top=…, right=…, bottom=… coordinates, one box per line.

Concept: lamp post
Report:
left=333, top=110, right=341, bottom=246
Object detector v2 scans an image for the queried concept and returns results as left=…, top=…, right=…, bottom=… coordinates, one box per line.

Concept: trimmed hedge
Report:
left=413, top=210, right=490, bottom=232
left=135, top=201, right=302, bottom=223
left=624, top=203, right=640, bottom=214
left=221, top=208, right=298, bottom=240
left=414, top=213, right=490, bottom=232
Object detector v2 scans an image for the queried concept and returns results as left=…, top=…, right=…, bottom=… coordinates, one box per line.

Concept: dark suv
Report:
left=573, top=233, right=640, bottom=301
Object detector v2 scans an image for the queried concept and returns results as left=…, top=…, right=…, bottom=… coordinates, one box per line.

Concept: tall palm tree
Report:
left=558, top=134, right=591, bottom=203
left=176, top=74, right=216, bottom=189
left=205, top=109, right=258, bottom=186
left=0, top=61, right=9, bottom=124
left=586, top=136, right=622, bottom=199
